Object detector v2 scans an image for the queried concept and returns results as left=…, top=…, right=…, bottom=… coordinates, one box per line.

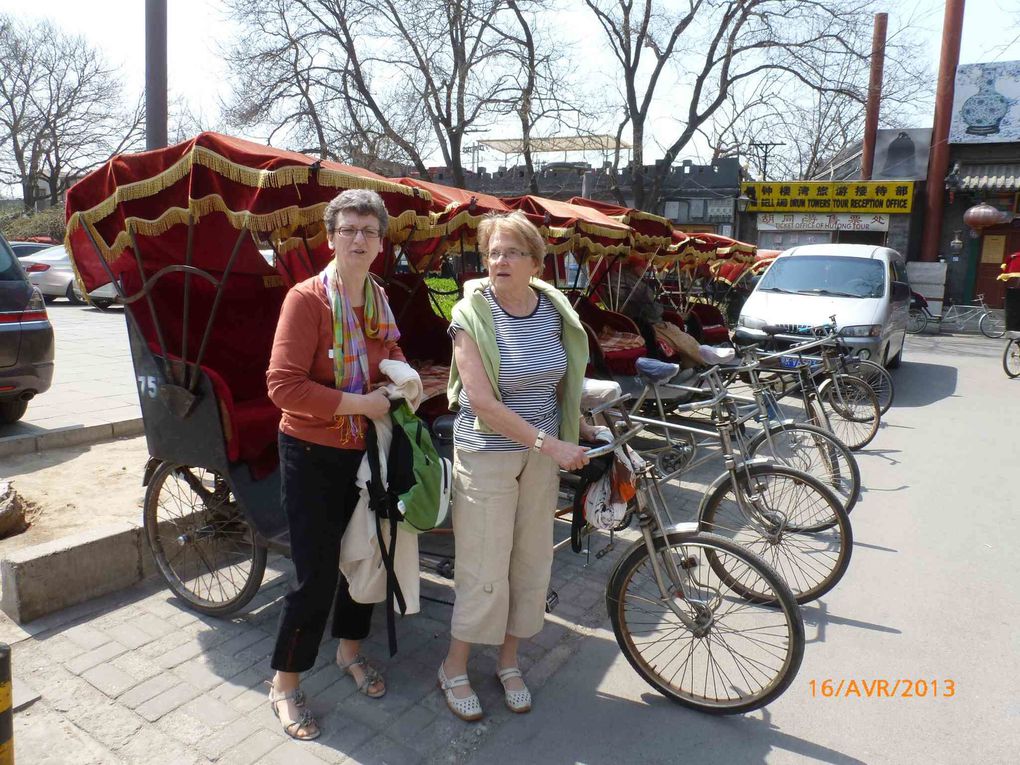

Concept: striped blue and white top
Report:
left=449, top=287, right=567, bottom=451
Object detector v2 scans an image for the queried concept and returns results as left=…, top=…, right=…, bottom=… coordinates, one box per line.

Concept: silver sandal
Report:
left=337, top=653, right=386, bottom=698
left=267, top=682, right=320, bottom=741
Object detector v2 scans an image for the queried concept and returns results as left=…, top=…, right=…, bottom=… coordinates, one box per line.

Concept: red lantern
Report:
left=962, top=202, right=1011, bottom=231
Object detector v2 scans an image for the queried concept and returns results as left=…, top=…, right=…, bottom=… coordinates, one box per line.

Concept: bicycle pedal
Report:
left=436, top=559, right=454, bottom=579
left=680, top=556, right=698, bottom=570
left=545, top=589, right=559, bottom=613
left=595, top=542, right=615, bottom=559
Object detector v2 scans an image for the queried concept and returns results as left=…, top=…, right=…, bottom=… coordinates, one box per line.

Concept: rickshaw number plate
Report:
left=780, top=356, right=800, bottom=369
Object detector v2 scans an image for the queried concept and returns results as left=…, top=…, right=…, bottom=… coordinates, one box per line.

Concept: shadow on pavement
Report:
left=891, top=361, right=957, bottom=408
left=466, top=633, right=868, bottom=765
left=800, top=600, right=902, bottom=648
left=0, top=442, right=92, bottom=476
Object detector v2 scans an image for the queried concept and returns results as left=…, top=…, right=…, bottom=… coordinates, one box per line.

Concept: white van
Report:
left=735, top=244, right=911, bottom=367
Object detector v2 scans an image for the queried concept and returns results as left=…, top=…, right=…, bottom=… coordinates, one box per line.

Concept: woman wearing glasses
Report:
left=265, top=189, right=403, bottom=740
left=439, top=211, right=593, bottom=721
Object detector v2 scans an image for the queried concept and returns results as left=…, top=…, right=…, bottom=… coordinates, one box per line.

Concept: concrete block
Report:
left=34, top=423, right=114, bottom=451
left=0, top=521, right=144, bottom=623
left=111, top=418, right=144, bottom=437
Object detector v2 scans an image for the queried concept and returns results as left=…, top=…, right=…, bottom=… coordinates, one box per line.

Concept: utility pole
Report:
left=145, top=0, right=168, bottom=150
left=748, top=141, right=785, bottom=181
left=860, top=13, right=888, bottom=180
left=921, top=0, right=965, bottom=262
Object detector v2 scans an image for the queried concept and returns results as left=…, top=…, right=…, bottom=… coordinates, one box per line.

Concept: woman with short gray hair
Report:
left=265, top=187, right=404, bottom=740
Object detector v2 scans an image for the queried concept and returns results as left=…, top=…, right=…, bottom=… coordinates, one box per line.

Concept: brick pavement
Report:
left=9, top=525, right=629, bottom=764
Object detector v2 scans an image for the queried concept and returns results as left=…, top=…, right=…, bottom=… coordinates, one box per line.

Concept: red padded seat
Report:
left=687, top=303, right=729, bottom=344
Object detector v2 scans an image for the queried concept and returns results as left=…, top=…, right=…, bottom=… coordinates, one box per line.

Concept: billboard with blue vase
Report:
left=949, top=61, right=1020, bottom=144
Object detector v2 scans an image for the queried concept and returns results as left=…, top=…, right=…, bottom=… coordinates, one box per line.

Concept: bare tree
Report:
left=584, top=0, right=932, bottom=210
left=222, top=0, right=593, bottom=185
left=0, top=15, right=143, bottom=209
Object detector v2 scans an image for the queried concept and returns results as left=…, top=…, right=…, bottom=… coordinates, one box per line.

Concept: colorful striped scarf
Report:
left=322, top=263, right=400, bottom=440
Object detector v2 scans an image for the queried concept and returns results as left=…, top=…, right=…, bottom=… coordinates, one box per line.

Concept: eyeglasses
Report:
left=486, top=248, right=529, bottom=262
left=334, top=226, right=381, bottom=240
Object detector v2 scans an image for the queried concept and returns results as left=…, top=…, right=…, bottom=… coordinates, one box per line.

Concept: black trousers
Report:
left=271, top=432, right=374, bottom=673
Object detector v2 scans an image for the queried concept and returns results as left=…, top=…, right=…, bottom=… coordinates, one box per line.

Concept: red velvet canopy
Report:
left=566, top=197, right=673, bottom=256
left=65, top=131, right=434, bottom=292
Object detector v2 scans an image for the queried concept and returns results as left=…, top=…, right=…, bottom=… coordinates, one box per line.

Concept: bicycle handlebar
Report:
left=584, top=425, right=645, bottom=459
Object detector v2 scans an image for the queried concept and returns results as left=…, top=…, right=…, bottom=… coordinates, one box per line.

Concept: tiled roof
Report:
left=959, top=163, right=1020, bottom=191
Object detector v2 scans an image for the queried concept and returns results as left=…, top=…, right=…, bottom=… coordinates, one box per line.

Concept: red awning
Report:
left=65, top=132, right=434, bottom=290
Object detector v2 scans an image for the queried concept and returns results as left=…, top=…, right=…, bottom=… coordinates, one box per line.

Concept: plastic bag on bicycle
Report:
left=582, top=427, right=645, bottom=531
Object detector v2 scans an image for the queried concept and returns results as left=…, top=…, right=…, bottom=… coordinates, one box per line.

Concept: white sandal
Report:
left=496, top=667, right=532, bottom=713
left=438, top=663, right=483, bottom=722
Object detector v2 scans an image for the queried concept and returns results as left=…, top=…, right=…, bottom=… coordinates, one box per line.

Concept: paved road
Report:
left=468, top=332, right=1019, bottom=764
left=6, top=332, right=1018, bottom=763
left=1, top=301, right=138, bottom=438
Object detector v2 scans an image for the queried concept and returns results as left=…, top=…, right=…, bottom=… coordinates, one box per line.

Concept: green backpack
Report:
left=367, top=400, right=451, bottom=534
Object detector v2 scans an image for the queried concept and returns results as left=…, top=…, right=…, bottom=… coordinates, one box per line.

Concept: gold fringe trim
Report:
left=65, top=142, right=426, bottom=248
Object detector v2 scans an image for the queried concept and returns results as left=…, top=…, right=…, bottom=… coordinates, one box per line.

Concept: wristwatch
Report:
left=533, top=430, right=546, bottom=451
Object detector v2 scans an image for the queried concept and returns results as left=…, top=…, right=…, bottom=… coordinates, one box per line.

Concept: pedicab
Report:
left=64, top=132, right=437, bottom=615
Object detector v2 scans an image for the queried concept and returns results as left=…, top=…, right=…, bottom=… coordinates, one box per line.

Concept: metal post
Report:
left=145, top=0, right=168, bottom=150
left=860, top=13, right=888, bottom=181
left=921, top=0, right=966, bottom=263
left=0, top=643, right=12, bottom=765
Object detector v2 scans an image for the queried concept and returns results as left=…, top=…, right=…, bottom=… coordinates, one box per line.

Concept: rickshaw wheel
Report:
left=144, top=462, right=267, bottom=616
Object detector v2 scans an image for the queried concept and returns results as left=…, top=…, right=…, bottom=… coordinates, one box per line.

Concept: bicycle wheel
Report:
left=1004, top=339, right=1020, bottom=378
left=745, top=422, right=861, bottom=515
left=699, top=463, right=852, bottom=603
left=817, top=374, right=880, bottom=450
left=845, top=358, right=894, bottom=414
left=144, top=462, right=267, bottom=616
left=606, top=530, right=804, bottom=714
left=906, top=309, right=927, bottom=334
left=980, top=312, right=1006, bottom=339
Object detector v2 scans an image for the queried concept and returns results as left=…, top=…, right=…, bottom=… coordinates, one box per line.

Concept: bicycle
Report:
left=599, top=361, right=853, bottom=604
left=908, top=293, right=1005, bottom=338
left=624, top=359, right=861, bottom=516
left=737, top=328, right=881, bottom=450
left=581, top=394, right=805, bottom=713
left=1004, top=333, right=1020, bottom=378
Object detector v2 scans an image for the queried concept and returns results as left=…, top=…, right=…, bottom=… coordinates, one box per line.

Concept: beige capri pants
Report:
left=450, top=446, right=561, bottom=645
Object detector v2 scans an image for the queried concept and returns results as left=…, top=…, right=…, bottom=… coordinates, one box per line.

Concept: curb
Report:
left=0, top=520, right=156, bottom=624
left=0, top=418, right=144, bottom=458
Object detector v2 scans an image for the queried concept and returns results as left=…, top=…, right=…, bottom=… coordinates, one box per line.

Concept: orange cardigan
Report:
left=266, top=275, right=405, bottom=450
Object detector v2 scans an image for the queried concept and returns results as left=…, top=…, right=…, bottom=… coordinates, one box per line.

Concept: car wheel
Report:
left=66, top=281, right=85, bottom=305
left=0, top=399, right=29, bottom=424
left=42, top=294, right=57, bottom=304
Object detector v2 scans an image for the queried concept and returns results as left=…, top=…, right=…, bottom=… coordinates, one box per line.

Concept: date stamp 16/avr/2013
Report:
left=809, top=679, right=956, bottom=699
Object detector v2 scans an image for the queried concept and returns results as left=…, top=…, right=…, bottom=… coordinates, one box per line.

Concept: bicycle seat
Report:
left=636, top=357, right=681, bottom=383
left=431, top=415, right=456, bottom=443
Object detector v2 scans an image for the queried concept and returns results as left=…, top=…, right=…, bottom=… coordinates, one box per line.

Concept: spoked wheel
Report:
left=606, top=531, right=804, bottom=714
left=144, top=462, right=267, bottom=615
left=845, top=358, right=894, bottom=414
left=745, top=422, right=861, bottom=516
left=817, top=374, right=880, bottom=450
left=906, top=309, right=927, bottom=334
left=1004, top=339, right=1020, bottom=378
left=980, top=312, right=1006, bottom=339
left=699, top=463, right=852, bottom=603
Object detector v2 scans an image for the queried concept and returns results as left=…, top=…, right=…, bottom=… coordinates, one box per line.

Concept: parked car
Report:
left=18, top=244, right=119, bottom=308
left=735, top=243, right=910, bottom=368
left=0, top=233, right=54, bottom=424
left=9, top=241, right=52, bottom=259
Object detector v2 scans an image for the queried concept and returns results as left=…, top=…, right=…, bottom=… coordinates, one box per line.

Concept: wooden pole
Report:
left=860, top=13, right=888, bottom=181
left=921, top=0, right=966, bottom=263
